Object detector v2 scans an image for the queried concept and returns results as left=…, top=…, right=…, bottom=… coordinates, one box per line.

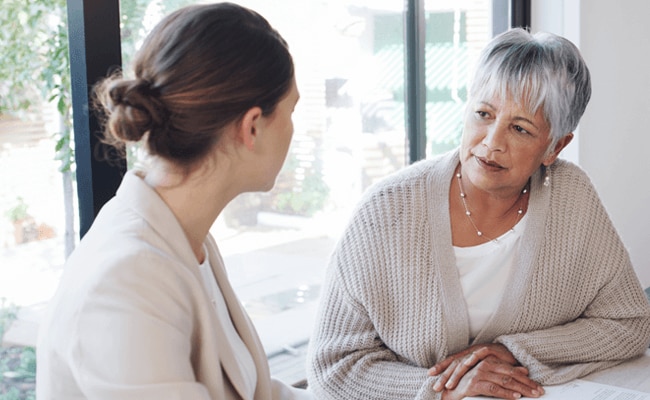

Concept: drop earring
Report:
left=543, top=168, right=550, bottom=187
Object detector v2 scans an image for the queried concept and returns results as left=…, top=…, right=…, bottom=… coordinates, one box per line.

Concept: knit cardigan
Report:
left=306, top=150, right=650, bottom=400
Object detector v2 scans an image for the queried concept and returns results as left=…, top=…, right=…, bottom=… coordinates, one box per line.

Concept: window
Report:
left=1, top=1, right=75, bottom=345
left=0, top=0, right=520, bottom=388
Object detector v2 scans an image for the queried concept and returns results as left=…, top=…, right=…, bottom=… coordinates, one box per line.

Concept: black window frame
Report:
left=67, top=0, right=530, bottom=237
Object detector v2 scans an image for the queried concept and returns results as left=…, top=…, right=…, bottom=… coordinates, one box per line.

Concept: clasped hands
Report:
left=428, top=344, right=545, bottom=400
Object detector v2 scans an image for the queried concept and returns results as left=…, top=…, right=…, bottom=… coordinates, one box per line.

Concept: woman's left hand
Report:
left=429, top=344, right=528, bottom=392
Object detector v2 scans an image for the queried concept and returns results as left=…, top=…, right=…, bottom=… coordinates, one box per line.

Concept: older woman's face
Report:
left=459, top=95, right=567, bottom=196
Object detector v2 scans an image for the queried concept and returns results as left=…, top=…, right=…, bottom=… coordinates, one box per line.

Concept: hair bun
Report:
left=104, top=78, right=168, bottom=142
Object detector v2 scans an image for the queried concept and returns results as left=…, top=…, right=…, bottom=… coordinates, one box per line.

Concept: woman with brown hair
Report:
left=36, top=3, right=309, bottom=399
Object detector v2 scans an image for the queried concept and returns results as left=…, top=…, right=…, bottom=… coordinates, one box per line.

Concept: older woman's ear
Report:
left=543, top=133, right=574, bottom=166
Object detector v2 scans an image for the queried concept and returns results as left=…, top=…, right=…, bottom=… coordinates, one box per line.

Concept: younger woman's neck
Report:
left=143, top=160, right=237, bottom=263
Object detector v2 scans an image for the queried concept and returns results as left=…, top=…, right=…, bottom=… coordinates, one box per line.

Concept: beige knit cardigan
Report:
left=306, top=150, right=650, bottom=400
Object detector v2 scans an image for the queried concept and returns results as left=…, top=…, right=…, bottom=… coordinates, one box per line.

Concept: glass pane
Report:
left=0, top=0, right=76, bottom=361
left=214, top=0, right=408, bottom=362
left=0, top=111, right=74, bottom=308
left=424, top=0, right=493, bottom=156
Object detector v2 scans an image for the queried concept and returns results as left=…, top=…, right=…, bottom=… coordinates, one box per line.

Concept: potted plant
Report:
left=4, top=197, right=35, bottom=245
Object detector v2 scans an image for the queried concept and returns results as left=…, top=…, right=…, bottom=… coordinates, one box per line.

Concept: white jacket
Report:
left=37, top=170, right=312, bottom=400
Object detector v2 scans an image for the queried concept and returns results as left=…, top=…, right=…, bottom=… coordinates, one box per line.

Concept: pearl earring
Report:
left=543, top=169, right=550, bottom=187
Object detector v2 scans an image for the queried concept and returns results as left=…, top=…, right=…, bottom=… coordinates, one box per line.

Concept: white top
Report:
left=198, top=251, right=257, bottom=399
left=454, top=214, right=528, bottom=339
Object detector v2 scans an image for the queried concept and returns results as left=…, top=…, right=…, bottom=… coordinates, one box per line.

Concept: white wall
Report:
left=532, top=0, right=650, bottom=288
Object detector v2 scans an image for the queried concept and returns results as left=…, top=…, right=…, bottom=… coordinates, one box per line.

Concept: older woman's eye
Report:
left=514, top=125, right=530, bottom=134
left=475, top=110, right=489, bottom=118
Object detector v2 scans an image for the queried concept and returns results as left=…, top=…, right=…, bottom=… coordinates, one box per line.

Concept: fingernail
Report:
left=531, top=390, right=539, bottom=396
left=513, top=393, right=521, bottom=399
left=433, top=382, right=441, bottom=391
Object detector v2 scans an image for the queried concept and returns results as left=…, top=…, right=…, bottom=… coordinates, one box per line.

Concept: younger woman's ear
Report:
left=238, top=107, right=263, bottom=151
left=543, top=132, right=574, bottom=166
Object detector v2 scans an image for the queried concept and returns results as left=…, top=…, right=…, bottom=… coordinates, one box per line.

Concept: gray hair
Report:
left=468, top=28, right=591, bottom=147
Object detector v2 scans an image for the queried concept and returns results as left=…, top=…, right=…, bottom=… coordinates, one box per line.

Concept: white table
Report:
left=582, top=349, right=650, bottom=392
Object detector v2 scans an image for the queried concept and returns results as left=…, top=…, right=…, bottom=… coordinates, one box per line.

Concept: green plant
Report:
left=0, top=347, right=36, bottom=400
left=16, top=347, right=36, bottom=381
left=3, top=198, right=29, bottom=224
left=0, top=387, right=21, bottom=400
left=272, top=140, right=331, bottom=217
left=0, top=298, right=35, bottom=400
left=0, top=298, right=19, bottom=340
left=274, top=173, right=330, bottom=217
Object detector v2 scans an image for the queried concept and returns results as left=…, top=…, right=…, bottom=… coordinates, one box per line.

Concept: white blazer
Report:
left=36, top=170, right=312, bottom=400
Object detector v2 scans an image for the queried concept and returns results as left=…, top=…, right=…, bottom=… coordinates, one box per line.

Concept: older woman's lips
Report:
left=475, top=156, right=504, bottom=170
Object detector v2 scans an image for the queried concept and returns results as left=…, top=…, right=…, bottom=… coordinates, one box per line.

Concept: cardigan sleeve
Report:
left=306, top=260, right=440, bottom=400
left=496, top=261, right=650, bottom=385
left=495, top=165, right=650, bottom=385
left=307, top=157, right=457, bottom=400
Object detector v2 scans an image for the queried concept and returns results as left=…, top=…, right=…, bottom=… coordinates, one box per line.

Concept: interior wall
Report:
left=532, top=0, right=650, bottom=288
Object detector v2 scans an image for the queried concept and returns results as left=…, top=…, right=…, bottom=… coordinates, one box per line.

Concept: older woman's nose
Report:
left=481, top=123, right=506, bottom=152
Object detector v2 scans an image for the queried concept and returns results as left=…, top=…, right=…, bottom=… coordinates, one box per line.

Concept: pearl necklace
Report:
left=455, top=168, right=529, bottom=243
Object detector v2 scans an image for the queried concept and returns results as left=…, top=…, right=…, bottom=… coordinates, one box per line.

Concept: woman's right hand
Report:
left=437, top=356, right=544, bottom=400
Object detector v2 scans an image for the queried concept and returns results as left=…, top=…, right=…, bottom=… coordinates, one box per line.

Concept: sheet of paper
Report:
left=464, top=379, right=650, bottom=400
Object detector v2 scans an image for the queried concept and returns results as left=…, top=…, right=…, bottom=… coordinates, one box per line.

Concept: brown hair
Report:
left=95, top=2, right=294, bottom=166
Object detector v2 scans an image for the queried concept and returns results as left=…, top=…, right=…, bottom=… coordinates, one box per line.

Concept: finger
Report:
left=432, top=359, right=460, bottom=392
left=493, top=374, right=545, bottom=399
left=428, top=348, right=474, bottom=375
left=474, top=345, right=518, bottom=365
left=493, top=363, right=538, bottom=388
left=444, top=352, right=482, bottom=390
left=481, top=365, right=544, bottom=397
left=451, top=372, right=541, bottom=400
left=474, top=380, right=527, bottom=400
left=428, top=358, right=453, bottom=376
left=508, top=369, right=544, bottom=394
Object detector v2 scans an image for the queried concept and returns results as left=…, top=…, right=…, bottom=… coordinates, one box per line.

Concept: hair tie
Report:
left=136, top=79, right=161, bottom=99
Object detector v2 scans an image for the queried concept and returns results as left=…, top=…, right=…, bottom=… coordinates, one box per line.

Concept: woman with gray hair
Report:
left=307, top=28, right=650, bottom=400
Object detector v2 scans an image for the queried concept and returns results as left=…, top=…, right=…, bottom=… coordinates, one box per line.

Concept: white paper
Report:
left=464, top=379, right=650, bottom=400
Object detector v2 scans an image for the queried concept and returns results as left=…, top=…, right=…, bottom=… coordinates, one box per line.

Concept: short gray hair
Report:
left=468, top=28, right=591, bottom=146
